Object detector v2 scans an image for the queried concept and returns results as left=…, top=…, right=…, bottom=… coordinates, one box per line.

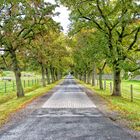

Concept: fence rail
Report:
left=0, top=79, right=41, bottom=93
left=95, top=80, right=140, bottom=102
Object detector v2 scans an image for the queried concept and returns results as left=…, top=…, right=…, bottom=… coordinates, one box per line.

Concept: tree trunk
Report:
left=60, top=71, right=63, bottom=79
left=46, top=67, right=50, bottom=84
left=79, top=74, right=82, bottom=80
left=41, top=64, right=46, bottom=87
left=82, top=73, right=84, bottom=81
left=58, top=71, right=61, bottom=80
left=74, top=71, right=77, bottom=78
left=92, top=64, right=96, bottom=86
left=53, top=68, right=57, bottom=81
left=83, top=71, right=86, bottom=83
left=77, top=74, right=79, bottom=79
left=112, top=67, right=121, bottom=96
left=87, top=71, right=91, bottom=84
left=50, top=65, right=54, bottom=83
left=14, top=70, right=24, bottom=97
left=99, top=69, right=103, bottom=90
left=11, top=50, right=24, bottom=97
left=53, top=68, right=56, bottom=81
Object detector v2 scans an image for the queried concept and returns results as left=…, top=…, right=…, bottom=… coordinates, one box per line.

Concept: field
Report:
left=100, top=80, right=140, bottom=101
left=0, top=71, right=42, bottom=105
left=0, top=71, right=41, bottom=93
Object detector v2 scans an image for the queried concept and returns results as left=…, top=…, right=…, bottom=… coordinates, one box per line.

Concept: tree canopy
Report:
left=60, top=0, right=140, bottom=96
left=0, top=0, right=140, bottom=98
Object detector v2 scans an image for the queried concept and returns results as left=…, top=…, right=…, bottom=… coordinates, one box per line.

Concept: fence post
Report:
left=130, top=84, right=133, bottom=102
left=5, top=82, right=7, bottom=93
left=97, top=80, right=99, bottom=86
left=37, top=79, right=39, bottom=85
left=104, top=80, right=106, bottom=90
left=110, top=82, right=112, bottom=94
left=13, top=81, right=15, bottom=91
left=32, top=79, right=33, bottom=86
left=28, top=80, right=30, bottom=87
left=24, top=80, right=26, bottom=88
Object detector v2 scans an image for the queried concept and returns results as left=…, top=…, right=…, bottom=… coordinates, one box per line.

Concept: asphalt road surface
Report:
left=0, top=76, right=137, bottom=140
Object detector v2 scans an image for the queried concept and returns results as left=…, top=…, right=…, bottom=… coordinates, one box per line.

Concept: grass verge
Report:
left=0, top=85, right=41, bottom=104
left=78, top=80, right=140, bottom=131
left=0, top=80, right=62, bottom=127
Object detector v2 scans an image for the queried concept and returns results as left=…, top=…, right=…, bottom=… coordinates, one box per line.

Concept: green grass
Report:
left=0, top=70, right=42, bottom=94
left=0, top=85, right=41, bottom=104
left=0, top=71, right=41, bottom=78
left=78, top=80, right=140, bottom=131
left=0, top=79, right=41, bottom=93
left=0, top=80, right=62, bottom=127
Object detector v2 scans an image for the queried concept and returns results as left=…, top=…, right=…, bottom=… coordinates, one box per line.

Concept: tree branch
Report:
left=1, top=55, right=10, bottom=69
left=123, top=28, right=138, bottom=38
left=101, top=61, right=106, bottom=71
left=78, top=9, right=106, bottom=32
left=96, top=0, right=111, bottom=30
left=129, top=66, right=140, bottom=72
left=128, top=27, right=140, bottom=50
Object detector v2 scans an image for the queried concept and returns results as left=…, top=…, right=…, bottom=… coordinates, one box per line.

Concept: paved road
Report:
left=0, top=76, right=137, bottom=140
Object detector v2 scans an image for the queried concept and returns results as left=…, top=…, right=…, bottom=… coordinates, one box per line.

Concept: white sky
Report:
left=45, top=0, right=70, bottom=33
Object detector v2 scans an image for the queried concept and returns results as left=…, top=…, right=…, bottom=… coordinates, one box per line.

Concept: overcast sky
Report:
left=45, top=0, right=71, bottom=33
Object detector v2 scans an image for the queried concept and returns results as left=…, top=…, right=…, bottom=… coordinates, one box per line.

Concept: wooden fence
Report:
left=0, top=79, right=41, bottom=93
left=95, top=80, right=140, bottom=102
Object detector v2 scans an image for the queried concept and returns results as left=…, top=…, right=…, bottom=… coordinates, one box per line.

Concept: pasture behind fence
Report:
left=0, top=79, right=41, bottom=93
left=95, top=80, right=140, bottom=102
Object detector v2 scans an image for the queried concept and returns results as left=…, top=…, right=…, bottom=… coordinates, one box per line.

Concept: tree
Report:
left=71, top=29, right=107, bottom=89
left=60, top=0, right=140, bottom=96
left=0, top=0, right=58, bottom=97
